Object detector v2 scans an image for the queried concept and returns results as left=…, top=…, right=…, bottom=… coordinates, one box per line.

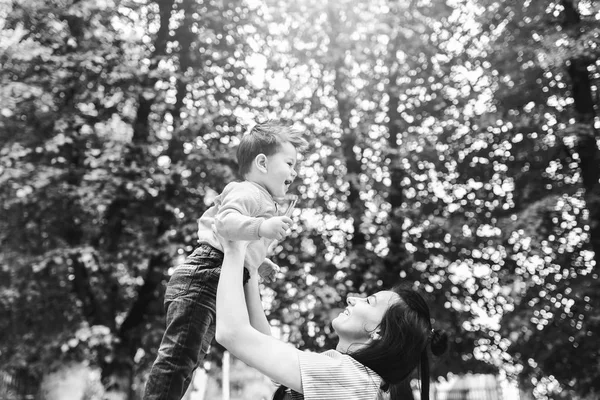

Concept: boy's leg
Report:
left=143, top=245, right=222, bottom=400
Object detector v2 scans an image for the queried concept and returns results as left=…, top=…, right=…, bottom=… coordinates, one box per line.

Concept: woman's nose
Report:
left=291, top=169, right=297, bottom=178
left=346, top=296, right=356, bottom=306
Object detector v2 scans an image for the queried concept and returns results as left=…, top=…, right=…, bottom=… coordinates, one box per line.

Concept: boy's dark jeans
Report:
left=143, top=243, right=249, bottom=400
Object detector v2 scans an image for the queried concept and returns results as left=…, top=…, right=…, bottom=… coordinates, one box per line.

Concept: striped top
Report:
left=285, top=349, right=382, bottom=400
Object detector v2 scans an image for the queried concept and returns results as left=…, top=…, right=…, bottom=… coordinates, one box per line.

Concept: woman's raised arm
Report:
left=215, top=240, right=303, bottom=393
left=244, top=268, right=271, bottom=336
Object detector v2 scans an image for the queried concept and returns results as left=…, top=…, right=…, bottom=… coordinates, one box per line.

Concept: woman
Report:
left=215, top=239, right=448, bottom=400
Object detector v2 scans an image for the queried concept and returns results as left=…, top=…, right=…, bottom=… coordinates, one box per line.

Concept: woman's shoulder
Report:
left=319, top=350, right=377, bottom=374
left=317, top=349, right=355, bottom=365
left=300, top=349, right=371, bottom=368
left=297, top=349, right=382, bottom=399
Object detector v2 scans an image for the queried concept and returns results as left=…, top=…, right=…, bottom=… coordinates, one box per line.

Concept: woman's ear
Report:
left=255, top=154, right=268, bottom=173
left=370, top=330, right=381, bottom=341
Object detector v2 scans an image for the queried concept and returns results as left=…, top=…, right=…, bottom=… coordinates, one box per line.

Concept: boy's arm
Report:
left=244, top=270, right=271, bottom=336
left=217, top=185, right=292, bottom=241
left=216, top=186, right=264, bottom=240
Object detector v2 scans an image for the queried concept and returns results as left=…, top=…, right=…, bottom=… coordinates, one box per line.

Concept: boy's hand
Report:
left=258, top=216, right=293, bottom=241
left=258, top=259, right=280, bottom=283
left=266, top=239, right=279, bottom=256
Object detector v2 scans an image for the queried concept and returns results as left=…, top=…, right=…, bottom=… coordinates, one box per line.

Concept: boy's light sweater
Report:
left=197, top=181, right=280, bottom=269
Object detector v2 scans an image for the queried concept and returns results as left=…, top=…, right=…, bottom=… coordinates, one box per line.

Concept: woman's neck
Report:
left=336, top=339, right=368, bottom=354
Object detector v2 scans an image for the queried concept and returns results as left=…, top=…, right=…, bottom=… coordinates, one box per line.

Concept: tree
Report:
left=251, top=2, right=500, bottom=396
left=4, top=0, right=598, bottom=398
left=449, top=0, right=600, bottom=397
left=1, top=0, right=258, bottom=397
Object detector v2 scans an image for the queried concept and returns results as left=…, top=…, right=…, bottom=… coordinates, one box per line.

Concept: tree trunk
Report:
left=383, top=34, right=412, bottom=285
left=101, top=0, right=177, bottom=398
left=561, top=0, right=600, bottom=271
left=327, top=4, right=366, bottom=249
left=132, top=0, right=176, bottom=144
left=71, top=252, right=115, bottom=329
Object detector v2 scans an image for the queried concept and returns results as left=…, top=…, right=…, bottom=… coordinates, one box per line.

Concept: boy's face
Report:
left=263, top=141, right=298, bottom=198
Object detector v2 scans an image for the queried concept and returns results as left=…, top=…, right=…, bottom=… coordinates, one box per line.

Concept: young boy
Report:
left=143, top=122, right=308, bottom=400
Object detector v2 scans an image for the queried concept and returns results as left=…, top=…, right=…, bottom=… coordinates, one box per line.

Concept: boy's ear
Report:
left=255, top=154, right=268, bottom=173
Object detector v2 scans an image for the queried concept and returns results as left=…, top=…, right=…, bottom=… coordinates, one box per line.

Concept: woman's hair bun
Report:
left=430, top=329, right=449, bottom=356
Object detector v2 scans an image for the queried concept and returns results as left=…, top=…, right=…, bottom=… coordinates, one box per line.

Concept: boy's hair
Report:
left=237, top=121, right=308, bottom=177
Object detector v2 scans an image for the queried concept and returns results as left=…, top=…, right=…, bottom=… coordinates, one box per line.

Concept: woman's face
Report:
left=332, top=290, right=400, bottom=342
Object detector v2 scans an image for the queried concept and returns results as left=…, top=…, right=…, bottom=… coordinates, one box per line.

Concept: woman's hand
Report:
left=221, top=237, right=251, bottom=254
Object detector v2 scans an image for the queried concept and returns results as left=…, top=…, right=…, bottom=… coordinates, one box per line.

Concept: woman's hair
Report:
left=350, top=285, right=448, bottom=400
left=273, top=284, right=448, bottom=400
